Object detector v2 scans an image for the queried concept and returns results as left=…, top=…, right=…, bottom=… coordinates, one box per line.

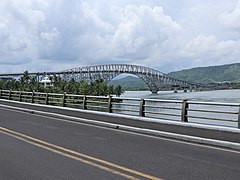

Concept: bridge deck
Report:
left=1, top=99, right=239, bottom=144
left=1, top=105, right=240, bottom=180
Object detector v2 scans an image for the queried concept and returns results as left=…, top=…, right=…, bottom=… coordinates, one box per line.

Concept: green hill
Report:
left=109, top=63, right=240, bottom=89
left=109, top=76, right=147, bottom=90
left=168, top=63, right=240, bottom=84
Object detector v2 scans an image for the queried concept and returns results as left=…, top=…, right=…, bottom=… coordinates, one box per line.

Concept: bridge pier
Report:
left=173, top=86, right=178, bottom=93
left=150, top=89, right=158, bottom=93
left=189, top=85, right=193, bottom=92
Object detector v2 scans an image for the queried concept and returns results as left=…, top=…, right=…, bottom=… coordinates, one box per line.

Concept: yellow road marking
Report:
left=0, top=130, right=138, bottom=180
left=0, top=127, right=162, bottom=180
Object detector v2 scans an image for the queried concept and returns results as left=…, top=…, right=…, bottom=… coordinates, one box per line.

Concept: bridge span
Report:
left=0, top=64, right=197, bottom=93
left=63, top=64, right=195, bottom=93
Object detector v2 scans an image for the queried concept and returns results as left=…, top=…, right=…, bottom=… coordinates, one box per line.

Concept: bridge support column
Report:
left=189, top=85, right=193, bottom=92
left=174, top=87, right=178, bottom=93
left=150, top=89, right=158, bottom=93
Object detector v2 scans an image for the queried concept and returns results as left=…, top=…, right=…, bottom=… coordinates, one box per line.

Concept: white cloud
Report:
left=37, top=2, right=182, bottom=68
left=219, top=0, right=240, bottom=31
left=181, top=33, right=240, bottom=67
left=0, top=0, right=239, bottom=73
left=25, top=9, right=46, bottom=27
left=183, top=34, right=218, bottom=57
left=40, top=27, right=59, bottom=42
left=0, top=23, right=9, bottom=40
left=6, top=36, right=28, bottom=51
left=102, top=5, right=181, bottom=61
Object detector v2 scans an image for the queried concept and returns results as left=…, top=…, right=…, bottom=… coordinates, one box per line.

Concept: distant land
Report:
left=109, top=75, right=148, bottom=91
left=109, top=63, right=240, bottom=90
left=168, top=63, right=240, bottom=84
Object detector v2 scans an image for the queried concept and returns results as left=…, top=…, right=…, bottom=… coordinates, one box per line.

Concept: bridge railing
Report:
left=0, top=90, right=239, bottom=128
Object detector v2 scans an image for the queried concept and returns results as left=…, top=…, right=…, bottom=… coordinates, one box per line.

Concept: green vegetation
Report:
left=113, top=85, right=124, bottom=97
left=0, top=79, right=3, bottom=89
left=109, top=75, right=148, bottom=91
left=109, top=63, right=240, bottom=90
left=1, top=63, right=240, bottom=93
left=168, top=63, right=240, bottom=84
left=0, top=71, right=124, bottom=96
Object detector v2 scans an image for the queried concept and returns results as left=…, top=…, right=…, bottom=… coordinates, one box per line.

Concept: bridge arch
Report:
left=62, top=64, right=190, bottom=93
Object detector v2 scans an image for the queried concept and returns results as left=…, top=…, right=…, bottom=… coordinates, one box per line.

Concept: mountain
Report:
left=168, top=63, right=240, bottom=84
left=109, top=75, right=147, bottom=90
left=109, top=63, right=240, bottom=90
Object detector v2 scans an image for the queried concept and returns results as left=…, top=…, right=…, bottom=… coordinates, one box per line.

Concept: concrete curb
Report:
left=1, top=99, right=240, bottom=133
left=1, top=103, right=240, bottom=151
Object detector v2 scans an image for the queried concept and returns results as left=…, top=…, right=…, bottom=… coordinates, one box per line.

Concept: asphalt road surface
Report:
left=0, top=107, right=240, bottom=180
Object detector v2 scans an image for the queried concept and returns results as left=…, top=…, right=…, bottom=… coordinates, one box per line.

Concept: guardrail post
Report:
left=19, top=91, right=22, bottom=102
left=62, top=93, right=66, bottom=107
left=8, top=90, right=11, bottom=100
left=238, top=104, right=240, bottom=129
left=108, top=96, right=112, bottom=113
left=31, top=91, right=34, bottom=103
left=139, top=98, right=145, bottom=117
left=83, top=95, right=87, bottom=110
left=181, top=99, right=188, bottom=122
left=45, top=93, right=49, bottom=105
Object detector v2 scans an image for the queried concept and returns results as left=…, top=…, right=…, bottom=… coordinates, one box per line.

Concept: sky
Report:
left=0, top=0, right=239, bottom=73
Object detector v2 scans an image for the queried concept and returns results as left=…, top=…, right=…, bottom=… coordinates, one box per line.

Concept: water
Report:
left=121, top=89, right=240, bottom=128
left=122, top=89, right=240, bottom=103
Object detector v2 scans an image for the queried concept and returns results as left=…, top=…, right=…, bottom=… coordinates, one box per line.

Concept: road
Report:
left=0, top=106, right=240, bottom=180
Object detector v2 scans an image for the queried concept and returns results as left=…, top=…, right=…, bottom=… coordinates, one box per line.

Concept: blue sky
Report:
left=0, top=0, right=239, bottom=73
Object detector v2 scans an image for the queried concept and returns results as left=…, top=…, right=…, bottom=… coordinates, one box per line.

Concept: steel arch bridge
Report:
left=62, top=64, right=193, bottom=93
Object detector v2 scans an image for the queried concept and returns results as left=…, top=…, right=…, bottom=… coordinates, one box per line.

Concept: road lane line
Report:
left=0, top=127, right=162, bottom=180
left=0, top=130, right=138, bottom=180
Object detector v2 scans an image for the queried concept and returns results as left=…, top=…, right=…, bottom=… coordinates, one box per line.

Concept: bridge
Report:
left=0, top=99, right=240, bottom=179
left=0, top=64, right=197, bottom=93
left=62, top=64, right=197, bottom=93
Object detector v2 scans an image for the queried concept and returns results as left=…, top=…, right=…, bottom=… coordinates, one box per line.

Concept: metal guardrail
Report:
left=0, top=90, right=239, bottom=128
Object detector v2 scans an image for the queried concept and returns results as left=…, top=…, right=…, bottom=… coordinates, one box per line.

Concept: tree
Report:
left=114, top=85, right=124, bottom=97
left=5, top=78, right=17, bottom=90
left=90, top=79, right=109, bottom=96
left=0, top=80, right=3, bottom=89
left=108, top=85, right=114, bottom=95
left=2, top=73, right=124, bottom=97
left=79, top=81, right=90, bottom=95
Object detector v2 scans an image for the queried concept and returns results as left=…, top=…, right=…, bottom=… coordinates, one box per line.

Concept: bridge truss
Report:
left=0, top=64, right=196, bottom=93
left=62, top=64, right=192, bottom=93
